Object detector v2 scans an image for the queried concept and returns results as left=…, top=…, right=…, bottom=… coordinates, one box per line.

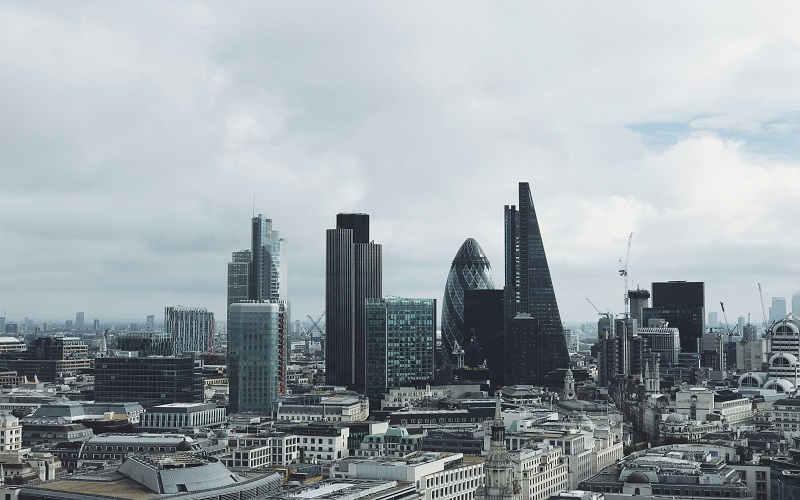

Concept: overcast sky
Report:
left=3, top=2, right=800, bottom=327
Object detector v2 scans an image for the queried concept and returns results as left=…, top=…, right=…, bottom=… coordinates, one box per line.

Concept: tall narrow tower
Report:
left=475, top=396, right=521, bottom=500
left=326, top=213, right=382, bottom=391
left=503, top=182, right=569, bottom=384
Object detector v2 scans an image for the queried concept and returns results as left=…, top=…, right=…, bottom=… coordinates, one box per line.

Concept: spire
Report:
left=494, top=393, right=502, bottom=421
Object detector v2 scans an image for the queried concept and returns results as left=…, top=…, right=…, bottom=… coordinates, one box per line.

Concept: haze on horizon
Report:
left=2, top=2, right=800, bottom=327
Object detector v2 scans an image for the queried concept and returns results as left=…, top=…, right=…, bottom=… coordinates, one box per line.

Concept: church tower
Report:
left=563, top=368, right=576, bottom=400
left=475, top=395, right=522, bottom=500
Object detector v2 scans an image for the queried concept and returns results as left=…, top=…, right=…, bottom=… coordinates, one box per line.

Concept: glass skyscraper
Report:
left=365, top=297, right=436, bottom=398
left=504, top=182, right=569, bottom=384
left=227, top=301, right=287, bottom=413
left=227, top=215, right=287, bottom=310
left=441, top=238, right=495, bottom=365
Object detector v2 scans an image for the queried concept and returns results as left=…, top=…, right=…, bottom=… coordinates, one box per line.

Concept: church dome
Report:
left=665, top=413, right=687, bottom=424
left=627, top=471, right=650, bottom=484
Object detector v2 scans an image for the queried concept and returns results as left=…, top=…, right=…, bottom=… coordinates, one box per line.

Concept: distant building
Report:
left=504, top=182, right=569, bottom=385
left=326, top=213, right=382, bottom=391
left=116, top=330, right=172, bottom=356
left=94, top=354, right=203, bottom=407
left=227, top=249, right=251, bottom=307
left=75, top=312, right=84, bottom=330
left=643, top=281, right=705, bottom=353
left=771, top=297, right=788, bottom=324
left=164, top=306, right=214, bottom=355
left=365, top=298, right=436, bottom=398
left=441, top=238, right=496, bottom=365
left=146, top=314, right=155, bottom=331
left=227, top=301, right=288, bottom=413
left=793, top=291, right=800, bottom=318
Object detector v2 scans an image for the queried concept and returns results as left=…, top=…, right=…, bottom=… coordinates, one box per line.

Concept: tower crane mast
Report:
left=619, top=233, right=633, bottom=317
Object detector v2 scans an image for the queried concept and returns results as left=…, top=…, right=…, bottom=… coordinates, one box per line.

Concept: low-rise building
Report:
left=277, top=394, right=369, bottom=422
left=139, top=402, right=226, bottom=432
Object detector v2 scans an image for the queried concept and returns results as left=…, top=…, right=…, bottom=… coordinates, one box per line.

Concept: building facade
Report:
left=227, top=301, right=288, bottom=413
left=164, top=306, right=214, bottom=355
left=94, top=354, right=203, bottom=407
left=365, top=298, right=436, bottom=398
left=644, top=281, right=705, bottom=353
left=504, top=182, right=568, bottom=385
left=326, top=213, right=382, bottom=391
left=441, top=238, right=496, bottom=365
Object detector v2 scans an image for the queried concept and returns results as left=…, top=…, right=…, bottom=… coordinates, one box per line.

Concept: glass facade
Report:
left=504, top=182, right=569, bottom=384
left=228, top=301, right=287, bottom=413
left=365, top=298, right=436, bottom=398
left=441, top=238, right=495, bottom=365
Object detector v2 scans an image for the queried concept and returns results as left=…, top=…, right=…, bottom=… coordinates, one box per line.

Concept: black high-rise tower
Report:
left=326, top=213, right=382, bottom=391
left=503, top=182, right=569, bottom=384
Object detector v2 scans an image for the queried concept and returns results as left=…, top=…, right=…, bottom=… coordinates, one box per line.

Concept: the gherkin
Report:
left=441, top=238, right=495, bottom=365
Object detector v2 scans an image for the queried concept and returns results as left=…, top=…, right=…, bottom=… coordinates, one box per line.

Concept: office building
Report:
left=643, top=281, right=705, bottom=353
left=226, top=214, right=287, bottom=308
left=227, top=301, right=288, bottom=413
left=463, top=289, right=505, bottom=386
left=503, top=182, right=569, bottom=384
left=326, top=213, right=382, bottom=391
left=638, top=324, right=681, bottom=367
left=164, top=306, right=214, bottom=354
left=146, top=314, right=154, bottom=331
left=75, top=312, right=84, bottom=330
left=771, top=296, right=788, bottom=323
left=116, top=330, right=173, bottom=356
left=227, top=249, right=251, bottom=307
left=92, top=318, right=99, bottom=331
left=6, top=336, right=90, bottom=381
left=364, top=298, right=436, bottom=398
left=139, top=403, right=226, bottom=432
left=94, top=354, right=203, bottom=407
left=708, top=311, right=718, bottom=329
left=441, top=238, right=496, bottom=365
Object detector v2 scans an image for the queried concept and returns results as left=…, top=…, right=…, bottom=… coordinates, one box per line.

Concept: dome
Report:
left=176, top=438, right=193, bottom=452
left=665, top=413, right=687, bottom=424
left=627, top=471, right=650, bottom=484
left=441, top=238, right=495, bottom=364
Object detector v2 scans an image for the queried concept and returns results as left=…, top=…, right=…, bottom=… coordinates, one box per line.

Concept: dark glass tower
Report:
left=643, top=281, right=705, bottom=353
left=463, top=289, right=505, bottom=387
left=441, top=238, right=495, bottom=365
left=326, top=213, right=382, bottom=391
left=503, top=182, right=569, bottom=384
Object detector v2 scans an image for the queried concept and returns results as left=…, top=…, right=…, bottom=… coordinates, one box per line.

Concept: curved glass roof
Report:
left=441, top=238, right=495, bottom=364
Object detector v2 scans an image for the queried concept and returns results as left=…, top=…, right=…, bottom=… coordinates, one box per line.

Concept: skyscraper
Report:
left=793, top=291, right=800, bottom=318
left=227, top=301, right=288, bottom=413
left=326, top=213, right=382, bottom=391
left=75, top=312, right=84, bottom=330
left=503, top=182, right=569, bottom=384
left=463, top=289, right=505, bottom=387
left=226, top=214, right=287, bottom=309
left=364, top=297, right=436, bottom=398
left=441, top=238, right=495, bottom=365
left=770, top=297, right=788, bottom=323
left=164, top=307, right=214, bottom=355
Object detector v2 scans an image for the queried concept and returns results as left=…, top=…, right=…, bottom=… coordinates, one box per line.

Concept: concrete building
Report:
left=139, top=403, right=226, bottom=432
left=675, top=387, right=753, bottom=427
left=18, top=452, right=282, bottom=499
left=276, top=394, right=369, bottom=423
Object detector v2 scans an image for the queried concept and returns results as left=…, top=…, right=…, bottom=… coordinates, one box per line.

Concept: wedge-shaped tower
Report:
left=504, top=182, right=569, bottom=384
left=441, top=238, right=495, bottom=365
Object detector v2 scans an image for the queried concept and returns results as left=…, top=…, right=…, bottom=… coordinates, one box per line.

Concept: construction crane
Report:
left=720, top=301, right=738, bottom=340
left=586, top=298, right=610, bottom=319
left=758, top=283, right=770, bottom=333
left=307, top=312, right=326, bottom=356
left=619, top=233, right=633, bottom=317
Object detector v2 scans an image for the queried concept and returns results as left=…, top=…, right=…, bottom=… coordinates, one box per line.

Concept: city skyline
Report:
left=3, top=3, right=800, bottom=324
